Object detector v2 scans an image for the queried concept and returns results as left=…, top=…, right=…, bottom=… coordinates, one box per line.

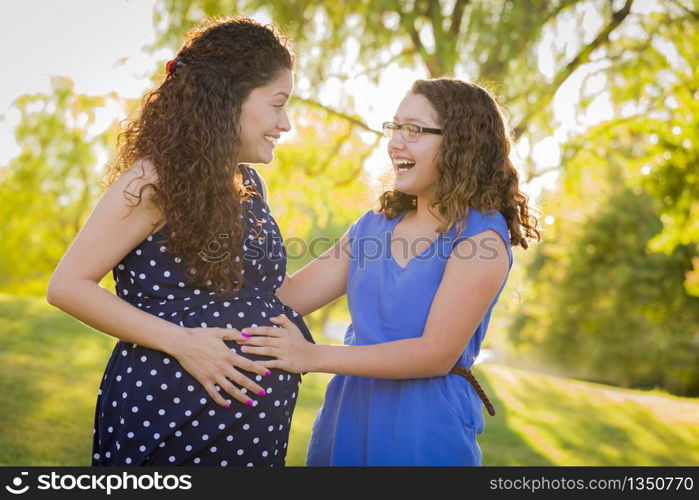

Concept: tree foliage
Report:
left=151, top=0, right=646, bottom=179
left=511, top=183, right=699, bottom=395
left=0, top=78, right=118, bottom=294
left=509, top=7, right=699, bottom=395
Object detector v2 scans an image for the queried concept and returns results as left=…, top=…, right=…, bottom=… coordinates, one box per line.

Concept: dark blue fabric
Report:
left=92, top=165, right=312, bottom=466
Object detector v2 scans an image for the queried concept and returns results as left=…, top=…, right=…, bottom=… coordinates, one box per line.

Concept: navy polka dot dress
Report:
left=91, top=165, right=313, bottom=467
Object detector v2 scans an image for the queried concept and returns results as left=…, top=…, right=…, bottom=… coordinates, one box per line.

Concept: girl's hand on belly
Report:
left=238, top=315, right=315, bottom=374
left=172, top=326, right=272, bottom=407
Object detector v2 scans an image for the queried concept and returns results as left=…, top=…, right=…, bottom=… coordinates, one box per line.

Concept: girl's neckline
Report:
left=388, top=210, right=445, bottom=270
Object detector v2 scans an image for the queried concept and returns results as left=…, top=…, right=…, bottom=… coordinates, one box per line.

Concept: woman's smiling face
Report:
left=387, top=91, right=442, bottom=198
left=237, top=69, right=293, bottom=165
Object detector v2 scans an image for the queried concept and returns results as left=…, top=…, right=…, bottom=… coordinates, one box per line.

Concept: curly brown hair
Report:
left=378, top=78, right=540, bottom=249
left=104, top=17, right=294, bottom=295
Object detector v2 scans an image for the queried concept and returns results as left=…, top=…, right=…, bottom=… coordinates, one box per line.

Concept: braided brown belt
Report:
left=449, top=365, right=496, bottom=416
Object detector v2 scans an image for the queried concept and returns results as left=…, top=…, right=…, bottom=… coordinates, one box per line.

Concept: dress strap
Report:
left=240, top=165, right=264, bottom=201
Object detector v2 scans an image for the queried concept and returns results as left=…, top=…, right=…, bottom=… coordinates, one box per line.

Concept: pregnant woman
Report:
left=47, top=17, right=312, bottom=466
left=239, top=78, right=541, bottom=465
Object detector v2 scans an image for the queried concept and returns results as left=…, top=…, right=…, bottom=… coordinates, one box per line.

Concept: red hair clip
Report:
left=166, top=59, right=185, bottom=76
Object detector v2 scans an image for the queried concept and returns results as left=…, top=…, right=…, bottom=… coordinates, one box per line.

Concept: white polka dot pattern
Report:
left=92, top=166, right=313, bottom=467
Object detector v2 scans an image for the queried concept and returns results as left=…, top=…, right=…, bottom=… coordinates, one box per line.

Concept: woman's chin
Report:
left=259, top=151, right=274, bottom=164
left=242, top=154, right=273, bottom=165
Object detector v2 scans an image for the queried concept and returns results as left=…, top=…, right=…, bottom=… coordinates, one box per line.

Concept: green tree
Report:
left=509, top=9, right=699, bottom=395
left=150, top=0, right=666, bottom=179
left=603, top=9, right=698, bottom=295
left=511, top=183, right=699, bottom=395
left=0, top=78, right=118, bottom=294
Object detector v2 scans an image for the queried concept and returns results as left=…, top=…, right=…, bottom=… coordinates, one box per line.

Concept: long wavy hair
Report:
left=378, top=78, right=540, bottom=249
left=104, top=17, right=294, bottom=295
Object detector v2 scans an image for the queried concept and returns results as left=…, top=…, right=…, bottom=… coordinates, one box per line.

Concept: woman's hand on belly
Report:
left=237, top=315, right=316, bottom=374
left=171, top=326, right=272, bottom=407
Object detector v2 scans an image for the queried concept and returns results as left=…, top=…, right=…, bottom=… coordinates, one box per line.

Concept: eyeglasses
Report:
left=382, top=122, right=442, bottom=142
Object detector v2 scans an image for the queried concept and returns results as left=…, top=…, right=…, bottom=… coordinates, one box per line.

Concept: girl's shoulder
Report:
left=347, top=209, right=392, bottom=238
left=462, top=207, right=508, bottom=233
left=455, top=207, right=513, bottom=266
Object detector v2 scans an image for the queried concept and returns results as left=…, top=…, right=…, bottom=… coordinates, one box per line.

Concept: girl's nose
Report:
left=387, top=131, right=404, bottom=151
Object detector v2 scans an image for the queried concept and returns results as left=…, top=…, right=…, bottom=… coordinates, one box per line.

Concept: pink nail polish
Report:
left=258, top=390, right=266, bottom=396
left=246, top=400, right=254, bottom=406
left=224, top=403, right=230, bottom=409
left=242, top=333, right=250, bottom=338
left=264, top=370, right=271, bottom=376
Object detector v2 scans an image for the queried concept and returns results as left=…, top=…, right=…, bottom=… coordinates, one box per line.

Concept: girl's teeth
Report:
left=394, top=160, right=415, bottom=168
left=393, top=158, right=415, bottom=173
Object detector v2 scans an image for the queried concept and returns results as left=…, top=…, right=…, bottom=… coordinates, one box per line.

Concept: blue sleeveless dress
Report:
left=306, top=207, right=513, bottom=466
left=92, top=165, right=313, bottom=466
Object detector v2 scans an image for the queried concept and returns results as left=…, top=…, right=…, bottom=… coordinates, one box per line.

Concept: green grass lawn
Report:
left=1, top=293, right=698, bottom=466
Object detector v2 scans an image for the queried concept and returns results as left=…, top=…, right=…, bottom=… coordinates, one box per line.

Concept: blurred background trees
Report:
left=510, top=7, right=699, bottom=395
left=0, top=78, right=119, bottom=294
left=1, top=0, right=697, bottom=395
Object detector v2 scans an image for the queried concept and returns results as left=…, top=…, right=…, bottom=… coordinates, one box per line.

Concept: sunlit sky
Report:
left=0, top=0, right=665, bottom=202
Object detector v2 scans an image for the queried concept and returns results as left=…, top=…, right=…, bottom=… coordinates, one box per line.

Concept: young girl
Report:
left=47, top=17, right=312, bottom=466
left=238, top=78, right=541, bottom=465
